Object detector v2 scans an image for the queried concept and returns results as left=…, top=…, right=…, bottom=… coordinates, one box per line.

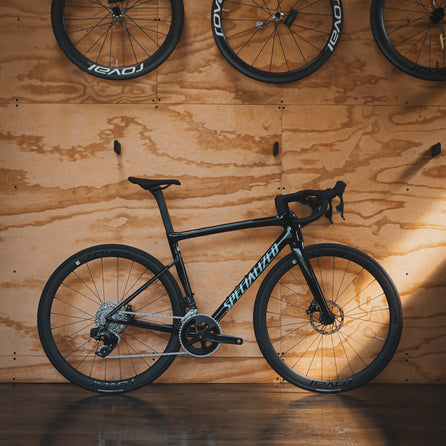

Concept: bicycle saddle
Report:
left=128, top=177, right=181, bottom=191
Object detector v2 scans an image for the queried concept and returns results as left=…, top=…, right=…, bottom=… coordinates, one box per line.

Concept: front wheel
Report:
left=212, top=0, right=343, bottom=83
left=254, top=244, right=402, bottom=393
left=38, top=244, right=184, bottom=393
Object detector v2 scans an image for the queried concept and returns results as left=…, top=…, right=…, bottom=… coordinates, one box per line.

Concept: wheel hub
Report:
left=430, top=7, right=445, bottom=25
left=95, top=301, right=130, bottom=334
left=112, top=6, right=124, bottom=20
left=310, top=301, right=344, bottom=335
left=273, top=11, right=284, bottom=23
left=180, top=314, right=221, bottom=357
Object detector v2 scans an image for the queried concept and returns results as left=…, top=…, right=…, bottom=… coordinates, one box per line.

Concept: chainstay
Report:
left=106, top=351, right=188, bottom=359
left=104, top=309, right=198, bottom=359
left=119, top=311, right=184, bottom=319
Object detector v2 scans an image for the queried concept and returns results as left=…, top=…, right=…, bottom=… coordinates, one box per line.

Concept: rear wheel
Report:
left=38, top=244, right=183, bottom=393
left=254, top=244, right=402, bottom=393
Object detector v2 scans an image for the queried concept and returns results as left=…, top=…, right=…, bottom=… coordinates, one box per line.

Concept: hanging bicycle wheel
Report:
left=371, top=0, right=446, bottom=81
left=38, top=244, right=184, bottom=393
left=211, top=0, right=343, bottom=83
left=254, top=244, right=403, bottom=393
left=51, top=0, right=184, bottom=80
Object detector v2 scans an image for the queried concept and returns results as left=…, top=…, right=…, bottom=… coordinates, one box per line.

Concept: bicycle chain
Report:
left=105, top=309, right=198, bottom=359
left=106, top=351, right=188, bottom=359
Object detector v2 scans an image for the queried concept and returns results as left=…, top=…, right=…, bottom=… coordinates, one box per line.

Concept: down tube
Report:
left=212, top=228, right=292, bottom=322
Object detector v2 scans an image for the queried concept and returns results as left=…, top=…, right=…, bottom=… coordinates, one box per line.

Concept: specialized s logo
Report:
left=222, top=243, right=280, bottom=311
left=327, top=0, right=343, bottom=52
left=88, top=63, right=144, bottom=76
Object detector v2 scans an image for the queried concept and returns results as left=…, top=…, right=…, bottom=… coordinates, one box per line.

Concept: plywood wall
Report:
left=0, top=0, right=445, bottom=385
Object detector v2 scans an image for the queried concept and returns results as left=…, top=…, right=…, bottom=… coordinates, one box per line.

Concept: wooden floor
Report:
left=0, top=383, right=444, bottom=445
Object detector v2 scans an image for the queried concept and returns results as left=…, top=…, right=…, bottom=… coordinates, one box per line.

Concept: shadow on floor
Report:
left=0, top=383, right=444, bottom=445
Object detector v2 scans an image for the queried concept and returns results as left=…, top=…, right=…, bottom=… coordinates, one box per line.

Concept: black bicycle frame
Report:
left=168, top=216, right=293, bottom=321
left=106, top=188, right=333, bottom=329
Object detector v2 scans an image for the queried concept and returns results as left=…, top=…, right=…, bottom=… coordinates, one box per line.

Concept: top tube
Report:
left=168, top=215, right=289, bottom=243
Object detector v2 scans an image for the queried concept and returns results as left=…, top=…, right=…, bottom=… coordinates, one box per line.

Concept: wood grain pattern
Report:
left=282, top=105, right=446, bottom=383
left=2, top=0, right=445, bottom=105
left=159, top=0, right=446, bottom=106
left=0, top=0, right=445, bottom=385
left=0, top=104, right=282, bottom=382
left=1, top=1, right=157, bottom=104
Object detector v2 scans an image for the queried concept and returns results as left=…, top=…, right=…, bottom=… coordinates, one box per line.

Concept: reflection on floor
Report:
left=0, top=383, right=444, bottom=445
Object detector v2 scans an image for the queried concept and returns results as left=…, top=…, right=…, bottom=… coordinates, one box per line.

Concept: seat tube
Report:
left=151, top=188, right=175, bottom=234
left=169, top=240, right=196, bottom=308
left=150, top=188, right=196, bottom=308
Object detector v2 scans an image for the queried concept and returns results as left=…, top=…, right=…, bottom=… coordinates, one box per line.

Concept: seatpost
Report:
left=149, top=187, right=175, bottom=234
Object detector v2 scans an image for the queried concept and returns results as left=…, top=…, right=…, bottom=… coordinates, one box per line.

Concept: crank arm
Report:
left=204, top=333, right=243, bottom=345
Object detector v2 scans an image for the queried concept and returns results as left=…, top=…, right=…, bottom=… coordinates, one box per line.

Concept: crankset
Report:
left=180, top=314, right=243, bottom=357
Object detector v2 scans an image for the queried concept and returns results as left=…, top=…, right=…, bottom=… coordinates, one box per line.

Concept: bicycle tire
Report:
left=254, top=243, right=402, bottom=393
left=370, top=0, right=446, bottom=81
left=51, top=0, right=184, bottom=80
left=211, top=0, right=343, bottom=83
left=38, top=244, right=184, bottom=393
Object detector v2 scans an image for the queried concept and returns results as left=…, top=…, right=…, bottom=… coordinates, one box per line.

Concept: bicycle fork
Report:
left=290, top=231, right=335, bottom=325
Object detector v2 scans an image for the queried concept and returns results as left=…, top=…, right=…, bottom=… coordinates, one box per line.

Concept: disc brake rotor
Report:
left=310, top=301, right=344, bottom=335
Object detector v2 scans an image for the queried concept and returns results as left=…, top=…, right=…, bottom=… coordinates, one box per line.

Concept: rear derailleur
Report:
left=90, top=302, right=133, bottom=358
left=90, top=327, right=120, bottom=358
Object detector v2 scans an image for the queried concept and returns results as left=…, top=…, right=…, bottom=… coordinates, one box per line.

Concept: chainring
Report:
left=179, top=314, right=221, bottom=357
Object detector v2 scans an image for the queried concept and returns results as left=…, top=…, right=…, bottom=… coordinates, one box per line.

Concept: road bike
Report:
left=370, top=0, right=446, bottom=81
left=38, top=177, right=403, bottom=393
left=50, top=0, right=343, bottom=82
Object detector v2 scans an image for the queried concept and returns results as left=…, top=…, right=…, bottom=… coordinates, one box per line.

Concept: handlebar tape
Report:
left=275, top=181, right=346, bottom=224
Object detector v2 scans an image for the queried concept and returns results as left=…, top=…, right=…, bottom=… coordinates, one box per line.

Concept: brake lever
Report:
left=336, top=197, right=345, bottom=220
left=325, top=194, right=345, bottom=223
left=322, top=181, right=346, bottom=223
